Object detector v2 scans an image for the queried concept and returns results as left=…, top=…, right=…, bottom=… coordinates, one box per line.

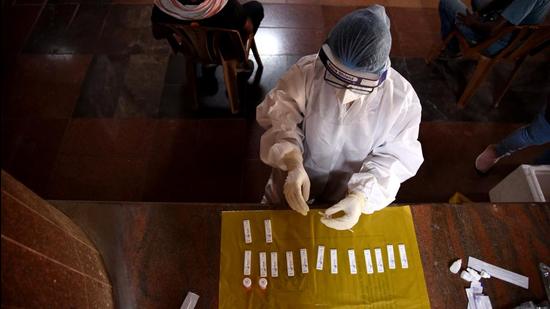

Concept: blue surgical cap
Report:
left=326, top=5, right=391, bottom=75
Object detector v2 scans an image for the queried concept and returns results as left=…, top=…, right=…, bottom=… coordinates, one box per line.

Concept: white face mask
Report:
left=335, top=88, right=364, bottom=104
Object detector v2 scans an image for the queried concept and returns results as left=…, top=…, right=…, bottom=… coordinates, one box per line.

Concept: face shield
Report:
left=319, top=43, right=388, bottom=94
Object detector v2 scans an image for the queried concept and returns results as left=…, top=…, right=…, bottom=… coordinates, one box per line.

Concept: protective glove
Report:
left=282, top=151, right=310, bottom=216
left=320, top=191, right=366, bottom=230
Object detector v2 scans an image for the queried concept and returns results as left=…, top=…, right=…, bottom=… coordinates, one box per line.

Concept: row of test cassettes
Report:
left=242, top=219, right=410, bottom=278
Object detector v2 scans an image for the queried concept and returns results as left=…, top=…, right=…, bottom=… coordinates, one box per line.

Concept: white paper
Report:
left=180, top=291, right=199, bottom=309
left=465, top=288, right=476, bottom=309
left=300, top=248, right=309, bottom=274
left=468, top=256, right=529, bottom=289
left=348, top=249, right=357, bottom=275
left=243, top=250, right=251, bottom=276
left=316, top=245, right=325, bottom=270
left=374, top=248, right=384, bottom=273
left=259, top=252, right=267, bottom=277
left=475, top=295, right=492, bottom=309
left=286, top=251, right=295, bottom=277
left=387, top=245, right=396, bottom=270
left=330, top=249, right=338, bottom=274
left=271, top=252, right=278, bottom=277
left=467, top=268, right=482, bottom=281
left=398, top=244, right=409, bottom=269
left=364, top=249, right=374, bottom=274
left=243, top=219, right=252, bottom=244
left=466, top=280, right=492, bottom=309
left=461, top=270, right=474, bottom=282
left=480, top=270, right=491, bottom=278
left=470, top=281, right=483, bottom=294
left=264, top=219, right=272, bottom=243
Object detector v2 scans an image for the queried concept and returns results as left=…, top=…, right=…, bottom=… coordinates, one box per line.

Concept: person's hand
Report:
left=282, top=151, right=310, bottom=216
left=320, top=192, right=365, bottom=230
left=456, top=10, right=479, bottom=28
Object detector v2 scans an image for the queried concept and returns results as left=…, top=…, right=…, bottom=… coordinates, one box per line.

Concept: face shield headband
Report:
left=318, top=44, right=387, bottom=94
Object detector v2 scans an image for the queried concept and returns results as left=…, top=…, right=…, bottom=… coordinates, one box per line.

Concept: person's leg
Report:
left=240, top=1, right=263, bottom=74
left=439, top=0, right=468, bottom=39
left=483, top=0, right=550, bottom=56
left=438, top=0, right=481, bottom=53
left=501, top=0, right=550, bottom=25
left=495, top=109, right=550, bottom=156
left=484, top=37, right=509, bottom=56
left=242, top=1, right=264, bottom=33
left=526, top=0, right=550, bottom=24
left=476, top=105, right=550, bottom=173
left=199, top=64, right=219, bottom=95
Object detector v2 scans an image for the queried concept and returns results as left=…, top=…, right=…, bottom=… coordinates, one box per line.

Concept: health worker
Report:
left=257, top=5, right=424, bottom=230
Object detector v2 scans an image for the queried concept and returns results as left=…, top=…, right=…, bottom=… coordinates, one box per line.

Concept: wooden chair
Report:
left=427, top=24, right=550, bottom=108
left=158, top=22, right=263, bottom=114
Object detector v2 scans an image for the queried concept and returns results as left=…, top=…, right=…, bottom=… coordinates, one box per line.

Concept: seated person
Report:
left=151, top=0, right=264, bottom=91
left=438, top=0, right=550, bottom=56
left=151, top=0, right=264, bottom=41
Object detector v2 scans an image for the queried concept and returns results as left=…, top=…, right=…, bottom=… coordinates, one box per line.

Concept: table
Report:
left=52, top=202, right=550, bottom=308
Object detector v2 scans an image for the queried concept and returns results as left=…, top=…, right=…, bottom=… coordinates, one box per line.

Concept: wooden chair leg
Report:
left=493, top=56, right=526, bottom=108
left=251, top=38, right=263, bottom=69
left=166, top=35, right=180, bottom=54
left=457, top=56, right=494, bottom=109
left=221, top=59, right=239, bottom=114
left=185, top=58, right=199, bottom=111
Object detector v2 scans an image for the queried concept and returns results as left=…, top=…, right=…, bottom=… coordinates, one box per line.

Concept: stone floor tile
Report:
left=23, top=4, right=79, bottom=53
left=241, top=159, right=271, bottom=202
left=1, top=118, right=68, bottom=195
left=1, top=4, right=43, bottom=73
left=254, top=27, right=325, bottom=55
left=59, top=118, right=157, bottom=157
left=48, top=155, right=148, bottom=201
left=261, top=4, right=324, bottom=29
left=142, top=119, right=201, bottom=201
left=115, top=53, right=169, bottom=117
left=73, top=54, right=130, bottom=118
left=3, top=54, right=92, bottom=119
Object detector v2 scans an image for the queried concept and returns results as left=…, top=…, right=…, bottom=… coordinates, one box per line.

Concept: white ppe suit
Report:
left=257, top=54, right=423, bottom=214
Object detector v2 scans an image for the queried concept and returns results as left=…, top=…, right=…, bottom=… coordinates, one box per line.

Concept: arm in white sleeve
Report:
left=347, top=88, right=424, bottom=214
left=256, top=58, right=311, bottom=171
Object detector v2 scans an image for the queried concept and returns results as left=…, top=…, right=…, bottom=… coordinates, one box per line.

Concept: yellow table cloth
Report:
left=219, top=206, right=430, bottom=308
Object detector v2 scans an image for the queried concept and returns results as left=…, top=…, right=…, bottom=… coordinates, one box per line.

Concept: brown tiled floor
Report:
left=1, top=3, right=43, bottom=75
left=3, top=54, right=92, bottom=119
left=1, top=0, right=549, bottom=206
left=2, top=118, right=69, bottom=194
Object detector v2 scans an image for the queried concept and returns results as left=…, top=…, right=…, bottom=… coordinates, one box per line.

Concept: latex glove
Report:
left=320, top=192, right=365, bottom=230
left=282, top=151, right=310, bottom=216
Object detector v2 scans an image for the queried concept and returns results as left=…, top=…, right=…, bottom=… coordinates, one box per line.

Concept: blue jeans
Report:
left=495, top=107, right=550, bottom=164
left=438, top=0, right=508, bottom=55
